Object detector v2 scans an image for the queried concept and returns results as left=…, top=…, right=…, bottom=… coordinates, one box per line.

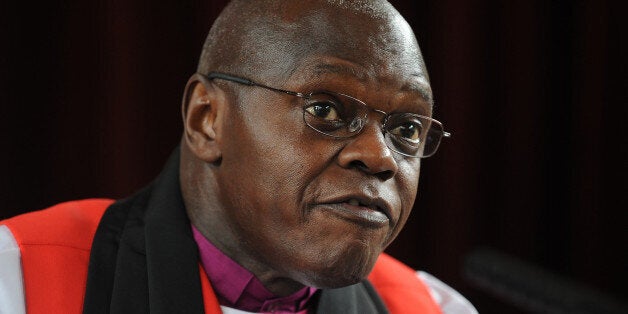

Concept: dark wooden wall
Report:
left=1, top=1, right=626, bottom=313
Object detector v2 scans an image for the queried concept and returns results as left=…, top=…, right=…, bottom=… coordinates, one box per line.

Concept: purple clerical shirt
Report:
left=192, top=226, right=318, bottom=313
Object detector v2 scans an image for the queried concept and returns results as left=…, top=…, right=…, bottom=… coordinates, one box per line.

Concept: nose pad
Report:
left=348, top=118, right=364, bottom=133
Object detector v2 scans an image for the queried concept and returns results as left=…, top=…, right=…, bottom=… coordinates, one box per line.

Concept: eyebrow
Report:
left=402, top=76, right=433, bottom=105
left=307, top=63, right=433, bottom=104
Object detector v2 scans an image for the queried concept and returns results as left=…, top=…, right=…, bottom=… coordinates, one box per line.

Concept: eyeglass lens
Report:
left=302, top=91, right=445, bottom=158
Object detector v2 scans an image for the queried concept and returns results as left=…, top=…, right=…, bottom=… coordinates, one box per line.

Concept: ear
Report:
left=181, top=73, right=226, bottom=163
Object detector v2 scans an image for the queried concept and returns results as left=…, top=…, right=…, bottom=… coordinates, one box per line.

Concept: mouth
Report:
left=316, top=196, right=393, bottom=228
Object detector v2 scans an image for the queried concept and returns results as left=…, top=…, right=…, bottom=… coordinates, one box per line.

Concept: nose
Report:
left=337, top=124, right=398, bottom=181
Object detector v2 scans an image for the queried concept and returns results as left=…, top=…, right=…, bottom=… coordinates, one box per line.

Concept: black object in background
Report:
left=464, top=248, right=628, bottom=314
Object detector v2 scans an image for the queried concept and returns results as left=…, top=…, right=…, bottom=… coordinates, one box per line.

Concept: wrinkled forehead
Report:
left=237, top=1, right=429, bottom=90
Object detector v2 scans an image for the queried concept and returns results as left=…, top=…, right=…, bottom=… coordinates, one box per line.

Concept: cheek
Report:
left=249, top=107, right=332, bottom=192
left=386, top=160, right=421, bottom=242
left=219, top=101, right=331, bottom=221
left=398, top=158, right=421, bottom=203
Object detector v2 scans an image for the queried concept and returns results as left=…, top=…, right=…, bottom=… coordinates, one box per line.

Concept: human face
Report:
left=211, top=2, right=431, bottom=291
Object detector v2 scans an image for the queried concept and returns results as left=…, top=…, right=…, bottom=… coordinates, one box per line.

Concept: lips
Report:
left=315, top=194, right=394, bottom=228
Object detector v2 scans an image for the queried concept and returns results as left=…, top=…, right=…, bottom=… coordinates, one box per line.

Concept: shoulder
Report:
left=370, top=253, right=438, bottom=293
left=368, top=253, right=441, bottom=313
left=0, top=225, right=25, bottom=314
left=1, top=199, right=114, bottom=250
left=0, top=199, right=115, bottom=314
left=369, top=253, right=478, bottom=314
left=418, top=271, right=478, bottom=314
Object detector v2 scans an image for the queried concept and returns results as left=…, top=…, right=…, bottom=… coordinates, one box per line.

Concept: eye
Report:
left=389, top=121, right=422, bottom=143
left=304, top=101, right=341, bottom=121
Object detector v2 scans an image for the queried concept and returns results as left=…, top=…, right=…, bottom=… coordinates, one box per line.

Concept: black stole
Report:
left=82, top=147, right=388, bottom=314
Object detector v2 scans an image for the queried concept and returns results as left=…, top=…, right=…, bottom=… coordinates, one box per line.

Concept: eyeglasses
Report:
left=203, top=72, right=451, bottom=158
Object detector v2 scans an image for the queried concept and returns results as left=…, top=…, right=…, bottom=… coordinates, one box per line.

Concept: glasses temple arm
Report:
left=205, top=72, right=305, bottom=98
left=206, top=72, right=256, bottom=86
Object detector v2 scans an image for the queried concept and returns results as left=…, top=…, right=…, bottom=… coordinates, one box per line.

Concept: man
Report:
left=0, top=0, right=476, bottom=313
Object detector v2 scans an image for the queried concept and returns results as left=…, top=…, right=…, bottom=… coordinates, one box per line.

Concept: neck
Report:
left=189, top=211, right=307, bottom=296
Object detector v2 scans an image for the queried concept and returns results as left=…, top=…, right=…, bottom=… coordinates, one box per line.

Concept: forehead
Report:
left=238, top=2, right=422, bottom=60
left=261, top=3, right=431, bottom=102
left=285, top=55, right=432, bottom=116
left=220, top=0, right=432, bottom=112
left=290, top=4, right=425, bottom=67
left=301, top=60, right=432, bottom=104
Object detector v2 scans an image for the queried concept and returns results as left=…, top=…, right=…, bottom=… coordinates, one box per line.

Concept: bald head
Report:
left=197, top=0, right=430, bottom=98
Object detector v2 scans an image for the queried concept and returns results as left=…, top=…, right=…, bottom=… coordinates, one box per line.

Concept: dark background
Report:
left=1, top=1, right=626, bottom=313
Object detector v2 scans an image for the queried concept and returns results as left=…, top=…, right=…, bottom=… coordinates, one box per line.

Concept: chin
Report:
left=296, top=246, right=380, bottom=289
